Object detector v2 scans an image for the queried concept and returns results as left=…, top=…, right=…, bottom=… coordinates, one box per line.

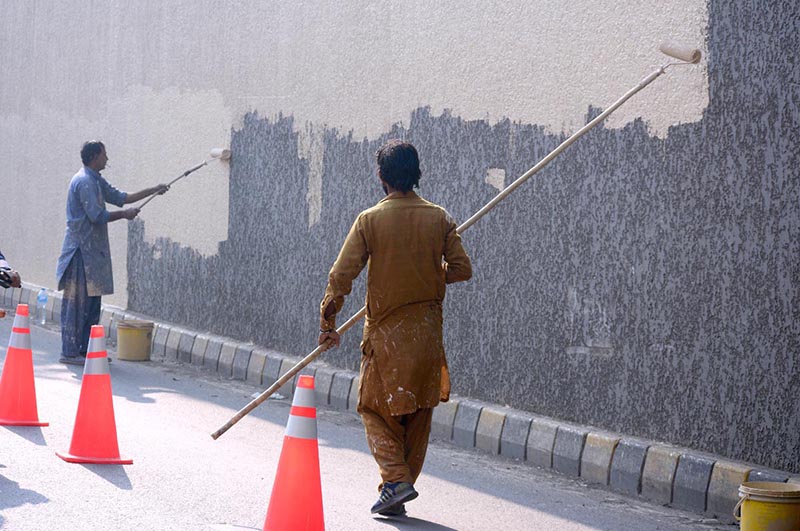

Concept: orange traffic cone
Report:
left=263, top=375, right=324, bottom=530
left=56, top=325, right=132, bottom=464
left=0, top=304, right=48, bottom=426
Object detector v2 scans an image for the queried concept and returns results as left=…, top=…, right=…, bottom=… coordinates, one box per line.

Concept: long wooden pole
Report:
left=211, top=64, right=672, bottom=440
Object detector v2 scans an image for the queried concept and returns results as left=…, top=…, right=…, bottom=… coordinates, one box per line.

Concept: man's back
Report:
left=358, top=192, right=471, bottom=326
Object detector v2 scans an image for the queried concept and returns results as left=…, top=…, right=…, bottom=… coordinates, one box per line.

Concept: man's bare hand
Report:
left=154, top=184, right=170, bottom=195
left=9, top=270, right=21, bottom=288
left=124, top=207, right=140, bottom=220
left=318, top=330, right=341, bottom=348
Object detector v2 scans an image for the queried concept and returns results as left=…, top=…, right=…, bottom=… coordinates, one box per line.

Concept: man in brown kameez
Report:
left=319, top=140, right=472, bottom=516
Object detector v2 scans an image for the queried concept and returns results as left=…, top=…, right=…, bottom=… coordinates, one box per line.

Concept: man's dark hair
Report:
left=81, top=141, right=105, bottom=165
left=375, top=140, right=421, bottom=192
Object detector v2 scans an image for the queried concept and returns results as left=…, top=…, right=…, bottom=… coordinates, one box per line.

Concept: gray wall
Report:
left=129, top=0, right=799, bottom=472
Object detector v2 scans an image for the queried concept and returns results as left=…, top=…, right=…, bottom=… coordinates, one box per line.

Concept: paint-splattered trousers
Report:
left=60, top=250, right=102, bottom=358
left=358, top=401, right=433, bottom=489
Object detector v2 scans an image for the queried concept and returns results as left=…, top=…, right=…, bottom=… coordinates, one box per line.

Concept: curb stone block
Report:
left=217, top=342, right=238, bottom=377
left=347, top=376, right=360, bottom=412
left=109, top=310, right=125, bottom=342
left=11, top=287, right=21, bottom=307
left=581, top=432, right=620, bottom=485
left=165, top=328, right=184, bottom=361
left=203, top=337, right=224, bottom=370
left=191, top=335, right=210, bottom=366
left=152, top=324, right=170, bottom=358
left=672, top=453, right=716, bottom=512
left=431, top=399, right=459, bottom=441
left=610, top=438, right=649, bottom=495
left=642, top=445, right=681, bottom=505
left=232, top=345, right=254, bottom=381
left=261, top=353, right=284, bottom=387
left=329, top=372, right=354, bottom=410
left=748, top=469, right=790, bottom=483
left=452, top=400, right=483, bottom=449
left=476, top=406, right=506, bottom=455
left=277, top=358, right=300, bottom=399
left=47, top=293, right=60, bottom=322
left=552, top=425, right=588, bottom=477
left=18, top=287, right=31, bottom=308
left=500, top=412, right=531, bottom=460
left=311, top=366, right=336, bottom=406
left=100, top=309, right=113, bottom=336
left=527, top=418, right=559, bottom=469
left=177, top=331, right=197, bottom=363
left=707, top=461, right=751, bottom=524
left=246, top=349, right=268, bottom=385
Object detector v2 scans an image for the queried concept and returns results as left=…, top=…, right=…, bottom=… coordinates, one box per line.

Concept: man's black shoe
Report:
left=377, top=503, right=407, bottom=517
left=59, top=355, right=85, bottom=366
left=370, top=482, right=418, bottom=514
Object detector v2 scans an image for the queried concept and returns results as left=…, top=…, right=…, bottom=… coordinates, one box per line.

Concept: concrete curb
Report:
left=3, top=286, right=797, bottom=526
left=431, top=399, right=459, bottom=441
left=475, top=406, right=506, bottom=455
left=329, top=372, right=353, bottom=410
left=191, top=334, right=210, bottom=366
left=581, top=432, right=620, bottom=486
left=672, top=453, right=716, bottom=513
left=609, top=438, right=650, bottom=496
left=452, top=400, right=483, bottom=449
left=500, top=411, right=531, bottom=460
left=246, top=348, right=268, bottom=385
left=706, top=460, right=751, bottom=524
left=641, top=445, right=681, bottom=505
left=552, top=424, right=588, bottom=477
left=526, top=417, right=559, bottom=469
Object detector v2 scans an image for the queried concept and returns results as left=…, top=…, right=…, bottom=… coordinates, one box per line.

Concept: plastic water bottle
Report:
left=36, top=288, right=48, bottom=325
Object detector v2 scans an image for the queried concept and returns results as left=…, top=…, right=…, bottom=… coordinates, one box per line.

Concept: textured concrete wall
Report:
left=0, top=0, right=706, bottom=306
left=2, top=1, right=798, bottom=472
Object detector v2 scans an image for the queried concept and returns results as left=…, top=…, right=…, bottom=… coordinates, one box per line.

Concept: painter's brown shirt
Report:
left=320, top=191, right=472, bottom=416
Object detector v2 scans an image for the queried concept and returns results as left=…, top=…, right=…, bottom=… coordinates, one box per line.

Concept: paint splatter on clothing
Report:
left=320, top=190, right=472, bottom=416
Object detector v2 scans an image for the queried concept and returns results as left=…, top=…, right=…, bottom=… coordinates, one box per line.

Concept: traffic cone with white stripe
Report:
left=263, top=374, right=324, bottom=530
left=0, top=304, right=48, bottom=426
left=56, top=325, right=132, bottom=464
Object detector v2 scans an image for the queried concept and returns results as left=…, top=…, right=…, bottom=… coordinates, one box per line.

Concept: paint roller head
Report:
left=659, top=41, right=702, bottom=64
left=209, top=148, right=231, bottom=161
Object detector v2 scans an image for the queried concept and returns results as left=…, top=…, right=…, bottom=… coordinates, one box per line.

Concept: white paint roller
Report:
left=659, top=41, right=702, bottom=64
left=137, top=147, right=231, bottom=209
left=209, top=148, right=231, bottom=160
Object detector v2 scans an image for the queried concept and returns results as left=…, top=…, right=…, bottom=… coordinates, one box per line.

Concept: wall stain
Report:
left=128, top=0, right=799, bottom=472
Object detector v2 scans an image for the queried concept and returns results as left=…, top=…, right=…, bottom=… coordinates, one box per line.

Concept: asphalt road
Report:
left=0, top=313, right=730, bottom=530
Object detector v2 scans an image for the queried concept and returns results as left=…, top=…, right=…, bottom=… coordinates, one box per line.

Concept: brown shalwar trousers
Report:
left=358, top=402, right=433, bottom=489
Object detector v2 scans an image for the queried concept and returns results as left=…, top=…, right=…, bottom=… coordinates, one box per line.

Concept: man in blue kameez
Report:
left=56, top=140, right=168, bottom=365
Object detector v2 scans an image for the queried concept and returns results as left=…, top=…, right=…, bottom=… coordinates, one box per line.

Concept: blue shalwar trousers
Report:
left=60, top=250, right=102, bottom=358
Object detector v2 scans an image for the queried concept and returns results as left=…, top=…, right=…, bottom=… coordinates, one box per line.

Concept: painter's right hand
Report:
left=318, top=330, right=340, bottom=348
left=124, top=207, right=140, bottom=220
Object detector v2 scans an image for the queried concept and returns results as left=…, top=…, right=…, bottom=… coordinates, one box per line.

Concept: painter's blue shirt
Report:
left=56, top=167, right=127, bottom=296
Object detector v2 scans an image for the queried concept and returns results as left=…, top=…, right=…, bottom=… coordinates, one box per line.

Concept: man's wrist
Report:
left=320, top=328, right=335, bottom=333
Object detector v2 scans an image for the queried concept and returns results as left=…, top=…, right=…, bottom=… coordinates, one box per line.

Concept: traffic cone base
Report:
left=0, top=304, right=48, bottom=426
left=57, top=325, right=132, bottom=465
left=55, top=451, right=133, bottom=465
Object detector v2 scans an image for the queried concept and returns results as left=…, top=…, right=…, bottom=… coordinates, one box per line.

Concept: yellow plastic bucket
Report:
left=734, top=481, right=800, bottom=531
left=116, top=320, right=154, bottom=361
